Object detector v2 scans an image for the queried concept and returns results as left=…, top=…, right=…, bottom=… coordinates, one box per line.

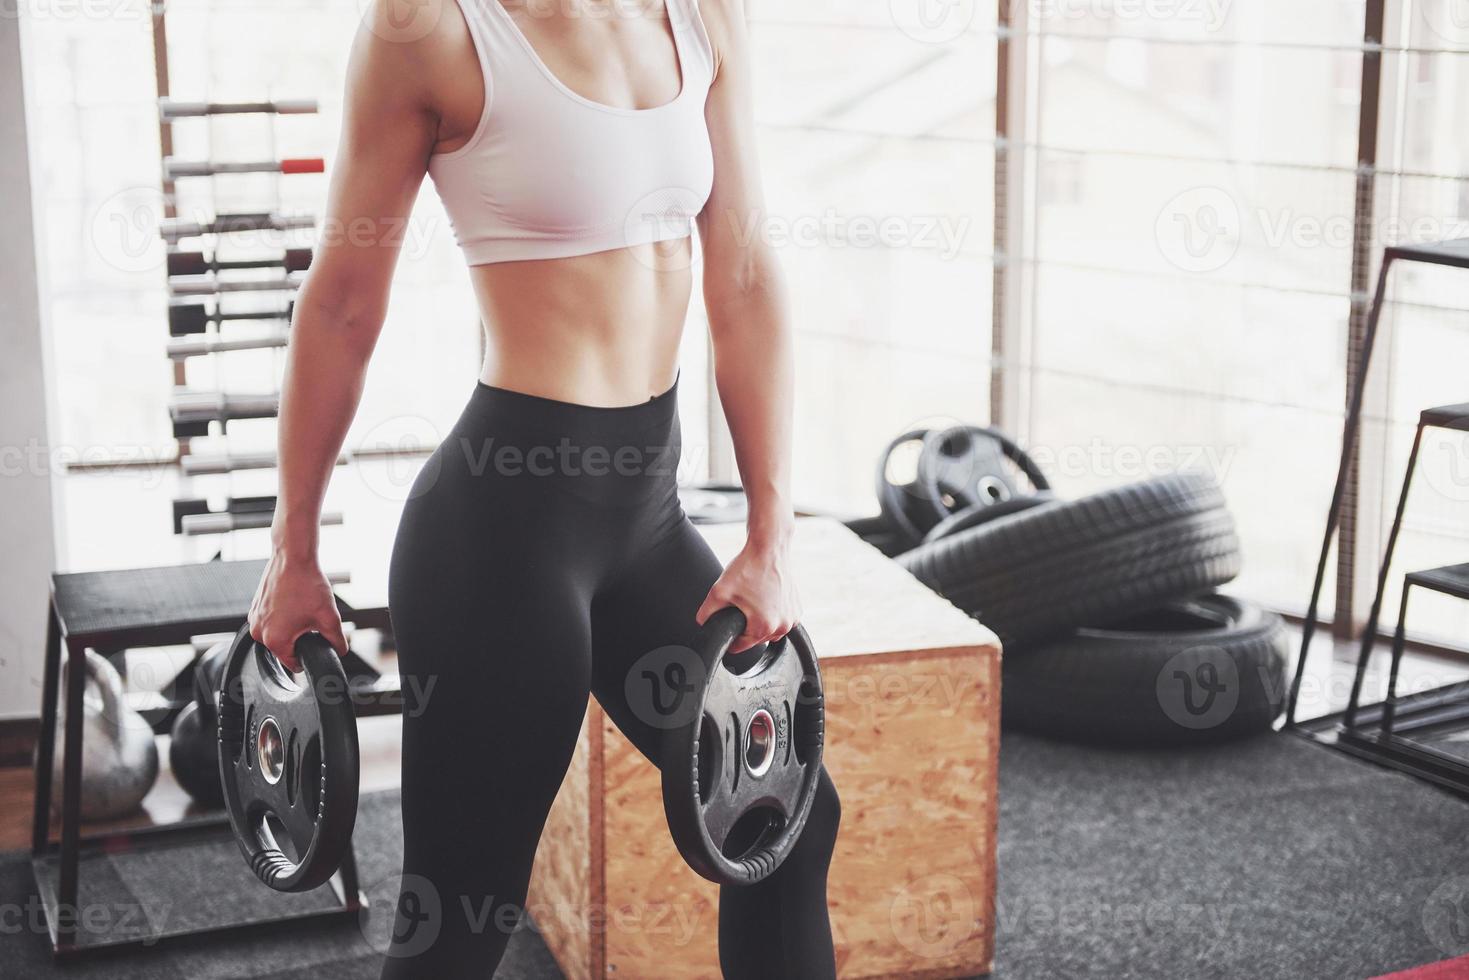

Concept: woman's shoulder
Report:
left=683, top=0, right=749, bottom=62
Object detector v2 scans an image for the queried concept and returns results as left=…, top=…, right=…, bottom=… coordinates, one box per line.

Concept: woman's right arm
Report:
left=249, top=1, right=448, bottom=668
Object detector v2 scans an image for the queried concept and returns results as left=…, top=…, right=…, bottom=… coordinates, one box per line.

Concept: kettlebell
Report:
left=169, top=639, right=232, bottom=808
left=47, top=650, right=159, bottom=820
left=169, top=702, right=223, bottom=808
left=192, top=639, right=231, bottom=721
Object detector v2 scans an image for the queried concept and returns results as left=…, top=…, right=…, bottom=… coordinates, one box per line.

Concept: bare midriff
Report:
left=467, top=238, right=695, bottom=407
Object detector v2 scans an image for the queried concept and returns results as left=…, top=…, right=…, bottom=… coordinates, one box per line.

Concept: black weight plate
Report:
left=921, top=490, right=1059, bottom=544
left=217, top=624, right=359, bottom=893
left=193, top=638, right=232, bottom=726
left=911, top=424, right=1051, bottom=536
left=661, top=608, right=825, bottom=887
left=875, top=428, right=935, bottom=548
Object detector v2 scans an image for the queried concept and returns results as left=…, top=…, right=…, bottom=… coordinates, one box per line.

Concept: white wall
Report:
left=0, top=10, right=59, bottom=720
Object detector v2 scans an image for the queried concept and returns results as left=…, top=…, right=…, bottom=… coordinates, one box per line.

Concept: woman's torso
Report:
left=425, top=0, right=714, bottom=406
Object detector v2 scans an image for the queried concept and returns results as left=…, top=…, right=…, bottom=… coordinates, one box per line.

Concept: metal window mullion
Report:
left=992, top=0, right=1038, bottom=435
left=1336, top=0, right=1390, bottom=639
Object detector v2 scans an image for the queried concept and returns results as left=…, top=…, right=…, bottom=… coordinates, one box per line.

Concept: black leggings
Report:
left=381, top=379, right=840, bottom=979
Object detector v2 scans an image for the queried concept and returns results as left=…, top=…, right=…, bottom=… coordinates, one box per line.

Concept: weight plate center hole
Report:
left=257, top=717, right=285, bottom=785
left=977, top=475, right=1010, bottom=502
left=744, top=709, right=776, bottom=778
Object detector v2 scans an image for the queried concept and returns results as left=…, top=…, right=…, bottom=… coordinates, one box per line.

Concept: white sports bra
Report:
left=428, top=0, right=716, bottom=265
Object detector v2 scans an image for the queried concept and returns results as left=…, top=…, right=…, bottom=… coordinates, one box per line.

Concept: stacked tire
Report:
left=869, top=444, right=1289, bottom=746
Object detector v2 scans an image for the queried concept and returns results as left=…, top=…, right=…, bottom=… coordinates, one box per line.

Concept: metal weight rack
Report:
left=28, top=2, right=406, bottom=958
left=157, top=80, right=338, bottom=538
left=1289, top=238, right=1469, bottom=795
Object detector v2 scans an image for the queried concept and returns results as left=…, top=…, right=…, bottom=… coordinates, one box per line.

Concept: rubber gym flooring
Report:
left=5, top=731, right=1466, bottom=979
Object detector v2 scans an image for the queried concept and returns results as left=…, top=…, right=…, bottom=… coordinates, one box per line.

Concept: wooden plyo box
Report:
left=527, top=518, right=1000, bottom=979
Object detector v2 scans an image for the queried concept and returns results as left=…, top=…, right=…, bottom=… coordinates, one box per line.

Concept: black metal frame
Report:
left=31, top=560, right=396, bottom=958
left=1288, top=238, right=1469, bottom=794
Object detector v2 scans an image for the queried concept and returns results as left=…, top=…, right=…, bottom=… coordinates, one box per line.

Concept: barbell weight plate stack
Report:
left=878, top=424, right=1054, bottom=547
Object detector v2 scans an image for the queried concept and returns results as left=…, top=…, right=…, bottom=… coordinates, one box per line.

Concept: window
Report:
left=22, top=0, right=1469, bottom=651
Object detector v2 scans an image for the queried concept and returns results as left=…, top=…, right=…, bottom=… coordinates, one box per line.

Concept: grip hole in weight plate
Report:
left=263, top=814, right=301, bottom=864
left=696, top=715, right=720, bottom=803
left=301, top=735, right=322, bottom=819
left=721, top=807, right=782, bottom=861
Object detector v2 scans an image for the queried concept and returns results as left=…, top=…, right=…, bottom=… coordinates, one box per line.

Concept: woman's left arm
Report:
left=693, top=0, right=800, bottom=652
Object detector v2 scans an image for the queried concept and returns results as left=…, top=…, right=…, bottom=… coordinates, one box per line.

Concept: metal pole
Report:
left=1343, top=421, right=1422, bottom=728
left=1288, top=257, right=1393, bottom=725
left=30, top=606, right=62, bottom=855
left=1335, top=0, right=1388, bottom=639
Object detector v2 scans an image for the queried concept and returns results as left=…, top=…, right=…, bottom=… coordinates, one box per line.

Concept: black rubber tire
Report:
left=897, top=473, right=1241, bottom=648
left=1001, top=594, right=1289, bottom=745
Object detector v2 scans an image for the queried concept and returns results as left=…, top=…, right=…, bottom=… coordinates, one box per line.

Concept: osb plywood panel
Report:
left=528, top=708, right=601, bottom=980
left=699, top=518, right=998, bottom=659
left=599, top=646, right=997, bottom=980
left=601, top=711, right=720, bottom=976
left=530, top=518, right=1001, bottom=980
